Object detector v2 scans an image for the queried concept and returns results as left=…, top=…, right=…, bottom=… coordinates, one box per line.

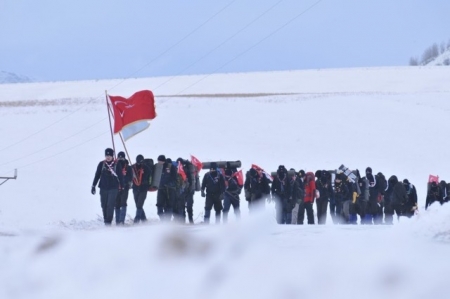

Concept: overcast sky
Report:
left=1, top=0, right=449, bottom=82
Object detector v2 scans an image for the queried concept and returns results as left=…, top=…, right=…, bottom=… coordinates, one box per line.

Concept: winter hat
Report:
left=158, top=155, right=166, bottom=162
left=225, top=169, right=233, bottom=176
left=210, top=162, right=218, bottom=170
left=298, top=170, right=305, bottom=178
left=403, top=179, right=410, bottom=185
left=278, top=165, right=286, bottom=172
left=105, top=148, right=114, bottom=156
left=366, top=167, right=372, bottom=174
left=118, top=151, right=126, bottom=159
left=136, top=154, right=144, bottom=163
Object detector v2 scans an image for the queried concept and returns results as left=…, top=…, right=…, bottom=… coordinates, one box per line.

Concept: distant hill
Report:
left=424, top=48, right=450, bottom=66
left=409, top=40, right=450, bottom=66
left=0, top=71, right=33, bottom=84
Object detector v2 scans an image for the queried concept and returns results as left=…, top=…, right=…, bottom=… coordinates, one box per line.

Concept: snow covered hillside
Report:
left=1, top=66, right=450, bottom=298
left=0, top=71, right=33, bottom=84
left=425, top=48, right=450, bottom=66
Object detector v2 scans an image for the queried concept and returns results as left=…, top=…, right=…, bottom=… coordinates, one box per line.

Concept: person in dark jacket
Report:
left=383, top=175, right=395, bottom=224
left=291, top=170, right=305, bottom=224
left=425, top=181, right=442, bottom=210
left=115, top=151, right=133, bottom=225
left=91, top=148, right=124, bottom=225
left=223, top=169, right=241, bottom=223
left=362, top=167, right=382, bottom=224
left=439, top=180, right=449, bottom=204
left=388, top=175, right=407, bottom=220
left=271, top=165, right=292, bottom=224
left=244, top=168, right=270, bottom=212
left=156, top=158, right=178, bottom=222
left=402, top=179, right=418, bottom=217
left=132, top=154, right=151, bottom=223
left=331, top=173, right=349, bottom=224
left=315, top=170, right=332, bottom=225
left=177, top=158, right=196, bottom=224
left=201, top=162, right=225, bottom=224
left=375, top=172, right=387, bottom=224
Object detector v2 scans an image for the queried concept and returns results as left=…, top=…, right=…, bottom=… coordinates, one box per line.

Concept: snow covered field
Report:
left=1, top=66, right=450, bottom=298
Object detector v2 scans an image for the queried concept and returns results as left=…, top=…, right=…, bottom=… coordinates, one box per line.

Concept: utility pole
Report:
left=0, top=169, right=17, bottom=186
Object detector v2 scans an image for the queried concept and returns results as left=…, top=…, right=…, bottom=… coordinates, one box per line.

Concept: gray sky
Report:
left=1, top=0, right=449, bottom=82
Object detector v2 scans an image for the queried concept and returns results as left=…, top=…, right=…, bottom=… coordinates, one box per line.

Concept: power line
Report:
left=0, top=0, right=237, bottom=154
left=0, top=131, right=109, bottom=176
left=0, top=118, right=107, bottom=168
left=176, top=0, right=325, bottom=95
left=152, top=0, right=285, bottom=92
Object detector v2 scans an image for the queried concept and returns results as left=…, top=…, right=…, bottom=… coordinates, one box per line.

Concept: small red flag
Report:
left=190, top=155, right=203, bottom=172
left=178, top=161, right=187, bottom=181
left=428, top=175, right=439, bottom=183
left=233, top=169, right=244, bottom=186
left=251, top=164, right=273, bottom=182
left=109, top=90, right=156, bottom=134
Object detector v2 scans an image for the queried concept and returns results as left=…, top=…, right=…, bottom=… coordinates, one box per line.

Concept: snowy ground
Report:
left=1, top=67, right=450, bottom=298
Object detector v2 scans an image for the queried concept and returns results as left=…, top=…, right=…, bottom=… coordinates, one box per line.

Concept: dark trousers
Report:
left=316, top=198, right=329, bottom=224
left=100, top=188, right=119, bottom=225
left=185, top=191, right=194, bottom=223
left=173, top=190, right=186, bottom=223
left=115, top=188, right=129, bottom=224
left=223, top=192, right=240, bottom=223
left=330, top=197, right=345, bottom=224
left=249, top=193, right=265, bottom=213
left=133, top=189, right=148, bottom=223
left=157, top=186, right=176, bottom=222
left=298, top=201, right=314, bottom=225
left=204, top=193, right=223, bottom=224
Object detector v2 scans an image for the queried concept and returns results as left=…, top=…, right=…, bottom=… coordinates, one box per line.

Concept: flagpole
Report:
left=105, top=90, right=116, bottom=159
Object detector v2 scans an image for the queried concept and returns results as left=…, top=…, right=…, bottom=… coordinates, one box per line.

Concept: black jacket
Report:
left=132, top=162, right=152, bottom=192
left=118, top=159, right=133, bottom=189
left=160, top=162, right=177, bottom=189
left=333, top=181, right=349, bottom=202
left=92, top=159, right=124, bottom=190
left=202, top=171, right=225, bottom=195
left=271, top=176, right=290, bottom=199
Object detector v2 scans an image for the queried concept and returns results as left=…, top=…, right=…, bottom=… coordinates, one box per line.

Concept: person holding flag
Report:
left=223, top=169, right=243, bottom=223
left=91, top=148, right=124, bottom=226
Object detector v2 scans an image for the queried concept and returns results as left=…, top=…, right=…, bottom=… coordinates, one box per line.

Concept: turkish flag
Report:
left=178, top=161, right=187, bottom=181
left=190, top=155, right=203, bottom=172
left=109, top=90, right=156, bottom=134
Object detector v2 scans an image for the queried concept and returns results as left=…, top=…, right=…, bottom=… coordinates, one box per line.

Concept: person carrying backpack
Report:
left=402, top=179, right=418, bottom=217
left=298, top=171, right=315, bottom=225
left=91, top=148, right=124, bottom=225
left=157, top=158, right=178, bottom=222
left=115, top=151, right=132, bottom=225
left=132, top=154, right=152, bottom=223
left=223, top=169, right=242, bottom=223
left=290, top=169, right=304, bottom=224
left=271, top=165, right=292, bottom=224
left=201, top=162, right=225, bottom=224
